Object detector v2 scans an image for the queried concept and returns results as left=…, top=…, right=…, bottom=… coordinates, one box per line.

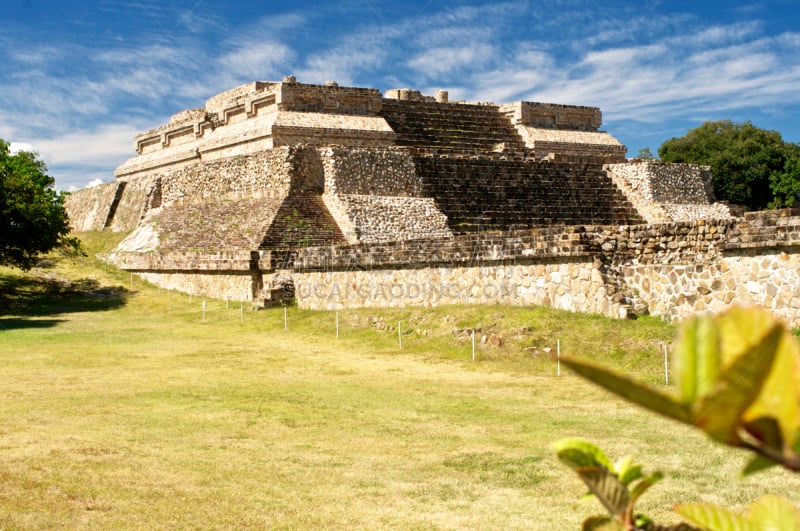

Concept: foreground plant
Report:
left=553, top=438, right=676, bottom=530
left=557, top=306, right=800, bottom=530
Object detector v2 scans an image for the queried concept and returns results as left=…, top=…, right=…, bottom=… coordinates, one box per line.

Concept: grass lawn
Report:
left=1, top=232, right=799, bottom=529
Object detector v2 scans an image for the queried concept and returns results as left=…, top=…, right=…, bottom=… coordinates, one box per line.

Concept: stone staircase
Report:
left=414, top=157, right=645, bottom=232
left=150, top=197, right=283, bottom=251
left=379, top=98, right=643, bottom=232
left=259, top=193, right=346, bottom=251
left=380, top=100, right=528, bottom=155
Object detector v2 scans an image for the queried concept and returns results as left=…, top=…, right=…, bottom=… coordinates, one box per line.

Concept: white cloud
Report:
left=217, top=41, right=296, bottom=81
left=295, top=36, right=388, bottom=86
left=690, top=21, right=761, bottom=46
left=406, top=44, right=495, bottom=78
left=20, top=123, right=145, bottom=190
left=32, top=123, right=139, bottom=166
left=9, top=141, right=36, bottom=154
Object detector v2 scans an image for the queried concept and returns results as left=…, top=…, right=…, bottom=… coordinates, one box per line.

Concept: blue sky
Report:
left=2, top=0, right=800, bottom=191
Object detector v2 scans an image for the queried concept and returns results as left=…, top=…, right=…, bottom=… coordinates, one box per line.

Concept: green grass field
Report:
left=2, top=233, right=799, bottom=529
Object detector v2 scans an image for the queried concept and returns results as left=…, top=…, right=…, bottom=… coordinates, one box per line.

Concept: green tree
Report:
left=658, top=120, right=799, bottom=211
left=770, top=142, right=800, bottom=208
left=635, top=147, right=656, bottom=160
left=0, top=139, right=80, bottom=270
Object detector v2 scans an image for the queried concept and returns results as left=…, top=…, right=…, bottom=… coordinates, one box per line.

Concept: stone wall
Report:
left=499, top=101, right=626, bottom=162
left=65, top=181, right=122, bottom=231
left=111, top=211, right=800, bottom=327
left=108, top=176, right=158, bottom=231
left=117, top=81, right=396, bottom=181
left=500, top=101, right=603, bottom=131
left=158, top=147, right=294, bottom=204
left=315, top=146, right=451, bottom=243
left=275, top=80, right=383, bottom=115
left=582, top=219, right=734, bottom=265
left=605, top=161, right=733, bottom=223
left=65, top=177, right=158, bottom=233
left=620, top=250, right=800, bottom=325
left=137, top=271, right=255, bottom=302
left=69, top=147, right=297, bottom=235
left=327, top=195, right=452, bottom=243
left=294, top=259, right=623, bottom=317
left=320, top=147, right=420, bottom=196
left=105, top=249, right=267, bottom=301
left=288, top=212, right=800, bottom=326
left=513, top=127, right=627, bottom=162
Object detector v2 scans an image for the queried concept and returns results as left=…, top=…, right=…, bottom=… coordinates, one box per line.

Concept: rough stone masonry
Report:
left=65, top=77, right=800, bottom=327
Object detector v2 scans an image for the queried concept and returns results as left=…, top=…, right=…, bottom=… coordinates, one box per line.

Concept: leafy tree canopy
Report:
left=658, top=120, right=800, bottom=210
left=0, top=139, right=81, bottom=270
left=635, top=147, right=656, bottom=160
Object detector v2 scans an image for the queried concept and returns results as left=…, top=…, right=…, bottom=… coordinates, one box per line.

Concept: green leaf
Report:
left=740, top=324, right=800, bottom=454
left=674, top=315, right=721, bottom=403
left=554, top=438, right=613, bottom=471
left=582, top=516, right=626, bottom=530
left=741, top=455, right=778, bottom=476
left=629, top=471, right=663, bottom=508
left=576, top=467, right=630, bottom=518
left=675, top=503, right=760, bottom=531
left=694, top=323, right=783, bottom=444
left=717, top=307, right=780, bottom=364
left=615, top=456, right=643, bottom=487
left=561, top=357, right=692, bottom=424
left=746, top=494, right=800, bottom=530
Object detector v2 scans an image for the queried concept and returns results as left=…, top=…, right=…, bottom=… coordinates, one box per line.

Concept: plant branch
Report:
left=738, top=438, right=800, bottom=472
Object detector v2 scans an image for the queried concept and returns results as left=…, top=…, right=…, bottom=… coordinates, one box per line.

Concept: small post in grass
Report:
left=664, top=343, right=669, bottom=386
left=240, top=301, right=244, bottom=324
left=557, top=339, right=561, bottom=376
left=398, top=320, right=402, bottom=349
left=336, top=311, right=339, bottom=339
left=471, top=329, right=475, bottom=362
left=202, top=300, right=207, bottom=321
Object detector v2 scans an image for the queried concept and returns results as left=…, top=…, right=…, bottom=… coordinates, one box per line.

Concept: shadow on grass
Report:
left=0, top=317, right=67, bottom=330
left=0, top=271, right=131, bottom=322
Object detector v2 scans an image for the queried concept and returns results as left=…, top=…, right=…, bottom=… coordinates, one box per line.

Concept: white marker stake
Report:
left=471, top=330, right=476, bottom=362
left=664, top=344, right=669, bottom=386
left=398, top=321, right=402, bottom=349
left=240, top=302, right=244, bottom=324
left=557, top=339, right=561, bottom=376
left=202, top=300, right=206, bottom=321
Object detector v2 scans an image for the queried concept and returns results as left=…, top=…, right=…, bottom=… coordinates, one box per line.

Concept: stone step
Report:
left=409, top=154, right=644, bottom=232
left=259, top=193, right=346, bottom=250
left=380, top=100, right=528, bottom=155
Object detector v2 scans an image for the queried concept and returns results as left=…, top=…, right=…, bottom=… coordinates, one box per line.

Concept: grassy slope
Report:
left=1, top=232, right=799, bottom=529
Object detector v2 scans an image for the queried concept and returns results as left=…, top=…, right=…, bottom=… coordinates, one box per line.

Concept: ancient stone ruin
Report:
left=66, top=77, right=800, bottom=326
